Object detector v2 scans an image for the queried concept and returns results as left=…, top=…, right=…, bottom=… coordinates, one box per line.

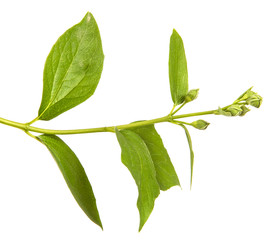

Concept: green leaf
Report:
left=37, top=134, right=102, bottom=229
left=115, top=129, right=160, bottom=231
left=179, top=124, right=194, bottom=189
left=38, top=12, right=104, bottom=120
left=131, top=124, right=180, bottom=191
left=169, top=29, right=188, bottom=105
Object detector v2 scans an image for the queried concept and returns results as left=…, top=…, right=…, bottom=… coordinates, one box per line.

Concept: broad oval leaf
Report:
left=38, top=12, right=104, bottom=120
left=115, top=129, right=160, bottom=231
left=37, top=134, right=102, bottom=229
left=169, top=29, right=188, bottom=105
left=131, top=124, right=180, bottom=191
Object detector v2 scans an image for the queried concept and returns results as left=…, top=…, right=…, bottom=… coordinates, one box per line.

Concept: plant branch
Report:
left=0, top=109, right=216, bottom=136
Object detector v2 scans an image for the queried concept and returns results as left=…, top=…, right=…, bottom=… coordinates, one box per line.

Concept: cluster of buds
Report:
left=215, top=87, right=262, bottom=117
left=216, top=105, right=250, bottom=116
left=175, top=87, right=261, bottom=131
left=237, top=87, right=262, bottom=108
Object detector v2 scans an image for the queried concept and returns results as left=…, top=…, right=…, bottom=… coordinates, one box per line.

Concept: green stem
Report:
left=169, top=105, right=177, bottom=115
left=171, top=102, right=186, bottom=116
left=27, top=116, right=39, bottom=125
left=171, top=120, right=191, bottom=126
left=172, top=110, right=216, bottom=119
left=0, top=109, right=216, bottom=135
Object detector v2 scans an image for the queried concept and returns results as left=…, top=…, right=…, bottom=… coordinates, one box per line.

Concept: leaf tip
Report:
left=94, top=216, right=103, bottom=230
left=138, top=220, right=146, bottom=232
left=172, top=28, right=179, bottom=36
left=171, top=29, right=183, bottom=41
left=98, top=222, right=104, bottom=231
left=84, top=11, right=93, bottom=21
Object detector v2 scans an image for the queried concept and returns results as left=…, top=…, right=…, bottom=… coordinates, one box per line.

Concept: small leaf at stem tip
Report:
left=179, top=124, right=194, bottom=189
left=169, top=29, right=188, bottom=105
left=38, top=12, right=104, bottom=120
left=37, top=134, right=103, bottom=229
left=115, top=128, right=160, bottom=231
left=237, top=87, right=254, bottom=101
left=190, top=119, right=210, bottom=130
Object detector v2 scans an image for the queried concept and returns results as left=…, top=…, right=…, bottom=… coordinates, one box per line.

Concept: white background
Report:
left=0, top=0, right=274, bottom=239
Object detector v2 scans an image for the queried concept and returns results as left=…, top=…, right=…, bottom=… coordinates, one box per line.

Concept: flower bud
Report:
left=185, top=89, right=199, bottom=103
left=190, top=119, right=210, bottom=130
left=239, top=105, right=250, bottom=116
left=246, top=94, right=262, bottom=108
left=226, top=104, right=244, bottom=116
left=215, top=107, right=232, bottom=116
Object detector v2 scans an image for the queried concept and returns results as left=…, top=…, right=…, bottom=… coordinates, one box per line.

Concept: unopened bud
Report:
left=226, top=104, right=243, bottom=116
left=215, top=107, right=232, bottom=116
left=239, top=105, right=250, bottom=116
left=185, top=89, right=199, bottom=103
left=247, top=95, right=262, bottom=108
left=191, top=119, right=210, bottom=130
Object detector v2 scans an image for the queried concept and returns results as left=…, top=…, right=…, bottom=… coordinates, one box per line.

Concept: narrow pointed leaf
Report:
left=38, top=12, right=104, bottom=120
left=169, top=29, right=188, bottom=105
left=37, top=134, right=102, bottom=229
left=131, top=124, right=180, bottom=190
left=180, top=124, right=194, bottom=188
left=115, top=129, right=160, bottom=231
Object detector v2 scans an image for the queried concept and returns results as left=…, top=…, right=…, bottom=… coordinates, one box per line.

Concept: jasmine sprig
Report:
left=0, top=12, right=262, bottom=232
